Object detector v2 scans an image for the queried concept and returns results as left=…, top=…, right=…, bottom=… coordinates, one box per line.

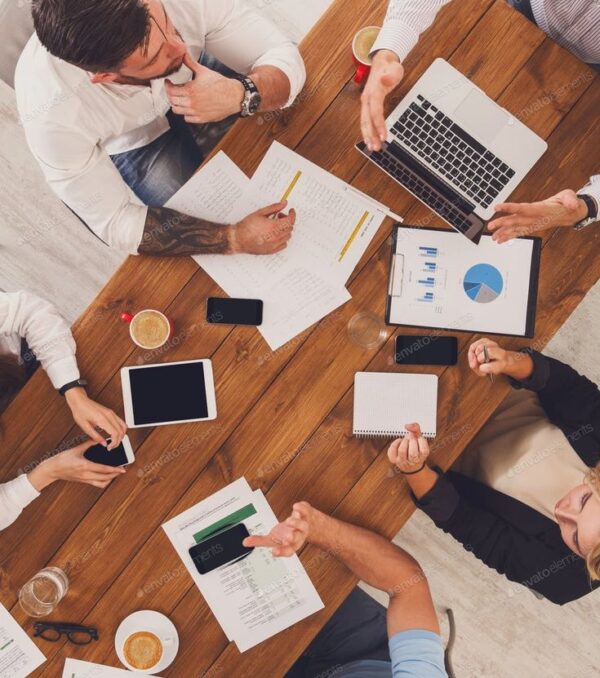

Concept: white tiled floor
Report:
left=1, top=3, right=600, bottom=677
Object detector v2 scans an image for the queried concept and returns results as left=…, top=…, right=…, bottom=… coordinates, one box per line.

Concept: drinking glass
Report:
left=347, top=311, right=389, bottom=348
left=18, top=567, right=69, bottom=618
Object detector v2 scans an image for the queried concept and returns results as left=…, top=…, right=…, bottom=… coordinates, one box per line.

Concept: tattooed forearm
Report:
left=138, top=206, right=232, bottom=256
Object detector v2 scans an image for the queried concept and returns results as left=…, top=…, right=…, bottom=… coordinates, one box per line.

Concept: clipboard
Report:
left=385, top=225, right=541, bottom=338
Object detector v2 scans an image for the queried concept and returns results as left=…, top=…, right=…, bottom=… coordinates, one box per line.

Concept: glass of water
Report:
left=18, top=567, right=69, bottom=618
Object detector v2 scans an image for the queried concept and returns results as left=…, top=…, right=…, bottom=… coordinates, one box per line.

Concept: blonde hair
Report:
left=585, top=463, right=600, bottom=581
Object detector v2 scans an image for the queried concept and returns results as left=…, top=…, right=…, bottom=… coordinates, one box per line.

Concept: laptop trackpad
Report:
left=454, top=89, right=508, bottom=145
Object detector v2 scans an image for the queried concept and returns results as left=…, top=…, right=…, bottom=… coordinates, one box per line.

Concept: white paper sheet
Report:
left=166, top=146, right=387, bottom=350
left=162, top=479, right=323, bottom=652
left=62, top=658, right=157, bottom=677
left=0, top=603, right=45, bottom=677
left=389, top=228, right=537, bottom=335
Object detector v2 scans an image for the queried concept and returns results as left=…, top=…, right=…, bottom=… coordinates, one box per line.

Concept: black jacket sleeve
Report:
left=510, top=350, right=600, bottom=467
left=415, top=471, right=596, bottom=605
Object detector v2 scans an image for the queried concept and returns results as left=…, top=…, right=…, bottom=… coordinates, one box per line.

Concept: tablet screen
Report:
left=128, top=362, right=208, bottom=425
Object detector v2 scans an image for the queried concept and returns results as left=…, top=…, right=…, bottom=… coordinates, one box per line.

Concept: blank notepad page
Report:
left=353, top=372, right=438, bottom=438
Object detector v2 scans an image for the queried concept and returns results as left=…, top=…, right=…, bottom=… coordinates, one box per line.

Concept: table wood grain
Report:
left=1, top=1, right=599, bottom=675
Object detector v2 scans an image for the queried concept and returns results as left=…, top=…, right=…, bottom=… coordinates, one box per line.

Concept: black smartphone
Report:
left=83, top=435, right=134, bottom=467
left=395, top=335, right=458, bottom=366
left=189, top=523, right=253, bottom=575
left=206, top=297, right=263, bottom=326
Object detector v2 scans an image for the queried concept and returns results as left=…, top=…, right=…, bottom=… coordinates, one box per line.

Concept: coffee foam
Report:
left=124, top=631, right=163, bottom=670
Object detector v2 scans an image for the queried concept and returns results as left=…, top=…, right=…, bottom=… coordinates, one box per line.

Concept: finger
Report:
left=80, top=422, right=106, bottom=446
left=95, top=413, right=119, bottom=444
left=493, top=202, right=535, bottom=217
left=286, top=517, right=309, bottom=534
left=370, top=83, right=388, bottom=143
left=360, top=95, right=379, bottom=151
left=387, top=438, right=402, bottom=463
left=272, top=545, right=295, bottom=557
left=398, top=435, right=409, bottom=464
left=170, top=104, right=195, bottom=116
left=407, top=435, right=420, bottom=464
left=266, top=242, right=289, bottom=254
left=258, top=201, right=288, bottom=217
left=85, top=460, right=126, bottom=476
left=405, top=422, right=422, bottom=438
left=243, top=535, right=278, bottom=549
left=106, top=412, right=126, bottom=447
left=182, top=51, right=201, bottom=74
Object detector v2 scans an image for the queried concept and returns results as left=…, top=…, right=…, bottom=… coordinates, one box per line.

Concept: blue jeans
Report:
left=285, top=588, right=390, bottom=678
left=110, top=54, right=240, bottom=207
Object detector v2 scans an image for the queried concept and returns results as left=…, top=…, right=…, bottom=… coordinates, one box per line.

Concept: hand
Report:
left=489, top=190, right=588, bottom=243
left=28, top=440, right=126, bottom=491
left=230, top=201, right=296, bottom=255
left=165, top=52, right=245, bottom=123
left=65, top=388, right=127, bottom=450
left=360, top=50, right=405, bottom=152
left=387, top=423, right=430, bottom=474
left=467, top=338, right=534, bottom=381
left=243, top=502, right=311, bottom=557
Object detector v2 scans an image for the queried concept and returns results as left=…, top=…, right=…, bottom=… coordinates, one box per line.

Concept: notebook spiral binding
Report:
left=355, top=429, right=435, bottom=438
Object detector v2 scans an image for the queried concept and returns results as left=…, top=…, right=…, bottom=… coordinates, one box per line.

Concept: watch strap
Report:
left=574, top=194, right=599, bottom=230
left=59, top=378, right=88, bottom=396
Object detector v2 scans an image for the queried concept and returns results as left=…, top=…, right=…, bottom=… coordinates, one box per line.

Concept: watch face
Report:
left=248, top=91, right=261, bottom=115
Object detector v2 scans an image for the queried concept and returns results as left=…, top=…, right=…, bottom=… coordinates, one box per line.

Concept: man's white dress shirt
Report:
left=15, top=0, right=306, bottom=253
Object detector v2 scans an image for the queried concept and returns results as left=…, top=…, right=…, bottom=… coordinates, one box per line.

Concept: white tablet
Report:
left=121, top=359, right=217, bottom=428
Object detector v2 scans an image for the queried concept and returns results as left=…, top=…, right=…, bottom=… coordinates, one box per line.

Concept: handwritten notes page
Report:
left=167, top=145, right=386, bottom=350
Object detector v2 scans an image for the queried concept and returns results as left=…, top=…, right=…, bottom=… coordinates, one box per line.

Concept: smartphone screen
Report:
left=84, top=439, right=131, bottom=467
left=395, top=335, right=458, bottom=366
left=189, top=524, right=253, bottom=574
left=206, top=298, right=263, bottom=326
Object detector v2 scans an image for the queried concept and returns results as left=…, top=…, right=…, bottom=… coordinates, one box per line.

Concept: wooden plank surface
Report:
left=1, top=1, right=599, bottom=676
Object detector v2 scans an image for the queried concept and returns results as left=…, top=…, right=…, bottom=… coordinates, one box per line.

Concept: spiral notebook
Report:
left=353, top=372, right=438, bottom=438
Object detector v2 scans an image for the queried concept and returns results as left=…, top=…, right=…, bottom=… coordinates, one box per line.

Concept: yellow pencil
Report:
left=339, top=211, right=369, bottom=262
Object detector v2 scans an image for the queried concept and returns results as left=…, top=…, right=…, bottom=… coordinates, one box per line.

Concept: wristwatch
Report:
left=235, top=75, right=261, bottom=117
left=574, top=193, right=599, bottom=230
left=59, top=378, right=88, bottom=396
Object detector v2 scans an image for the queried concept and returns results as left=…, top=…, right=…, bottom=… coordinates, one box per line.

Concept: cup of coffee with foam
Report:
left=116, top=610, right=179, bottom=674
left=120, top=309, right=173, bottom=350
left=352, top=25, right=381, bottom=84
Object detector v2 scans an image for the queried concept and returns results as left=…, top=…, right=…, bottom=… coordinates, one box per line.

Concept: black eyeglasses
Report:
left=33, top=621, right=98, bottom=645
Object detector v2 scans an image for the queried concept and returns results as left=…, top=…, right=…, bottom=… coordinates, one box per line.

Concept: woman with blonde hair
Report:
left=389, top=341, right=600, bottom=604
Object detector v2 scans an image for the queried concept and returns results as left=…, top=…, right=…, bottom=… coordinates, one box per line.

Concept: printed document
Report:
left=62, top=658, right=157, bottom=677
left=162, top=478, right=323, bottom=652
left=167, top=145, right=388, bottom=350
left=0, top=603, right=45, bottom=677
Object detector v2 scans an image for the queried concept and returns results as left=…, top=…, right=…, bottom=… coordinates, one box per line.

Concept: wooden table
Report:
left=1, top=1, right=599, bottom=675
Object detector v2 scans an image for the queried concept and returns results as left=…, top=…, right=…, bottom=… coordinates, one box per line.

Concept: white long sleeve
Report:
left=579, top=175, right=600, bottom=210
left=0, top=475, right=40, bottom=531
left=371, top=0, right=452, bottom=61
left=371, top=1, right=600, bottom=66
left=0, top=291, right=80, bottom=390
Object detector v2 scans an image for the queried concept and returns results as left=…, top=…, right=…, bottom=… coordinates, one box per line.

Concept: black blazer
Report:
left=415, top=350, right=600, bottom=605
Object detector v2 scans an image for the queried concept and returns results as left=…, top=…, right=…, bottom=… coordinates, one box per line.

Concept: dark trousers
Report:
left=285, top=588, right=391, bottom=678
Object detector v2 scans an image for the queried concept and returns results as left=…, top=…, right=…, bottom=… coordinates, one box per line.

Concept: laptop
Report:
left=356, top=59, right=547, bottom=244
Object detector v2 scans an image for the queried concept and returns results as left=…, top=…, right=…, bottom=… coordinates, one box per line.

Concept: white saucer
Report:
left=115, top=610, right=179, bottom=675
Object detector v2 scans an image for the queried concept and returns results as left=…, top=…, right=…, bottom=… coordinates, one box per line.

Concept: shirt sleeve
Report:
left=201, top=0, right=306, bottom=106
left=371, top=0, right=453, bottom=61
left=389, top=629, right=447, bottom=677
left=579, top=174, right=600, bottom=212
left=0, top=290, right=80, bottom=390
left=21, top=123, right=147, bottom=254
left=0, top=475, right=40, bottom=531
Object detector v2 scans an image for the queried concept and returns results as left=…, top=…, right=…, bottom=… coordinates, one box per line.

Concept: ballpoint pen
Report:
left=482, top=345, right=495, bottom=383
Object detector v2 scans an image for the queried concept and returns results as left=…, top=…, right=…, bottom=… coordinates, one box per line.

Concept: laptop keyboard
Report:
left=366, top=141, right=483, bottom=239
left=390, top=95, right=516, bottom=208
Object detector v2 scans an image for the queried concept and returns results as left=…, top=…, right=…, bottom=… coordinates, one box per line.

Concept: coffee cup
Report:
left=120, top=309, right=173, bottom=350
left=352, top=26, right=381, bottom=85
left=115, top=611, right=179, bottom=674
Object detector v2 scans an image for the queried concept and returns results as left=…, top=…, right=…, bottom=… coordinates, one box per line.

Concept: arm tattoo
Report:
left=138, top=206, right=231, bottom=256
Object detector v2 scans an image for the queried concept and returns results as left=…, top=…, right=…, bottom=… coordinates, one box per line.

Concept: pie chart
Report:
left=463, top=264, right=503, bottom=304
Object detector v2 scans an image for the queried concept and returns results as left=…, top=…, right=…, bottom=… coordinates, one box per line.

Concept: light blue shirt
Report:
left=336, top=629, right=447, bottom=677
